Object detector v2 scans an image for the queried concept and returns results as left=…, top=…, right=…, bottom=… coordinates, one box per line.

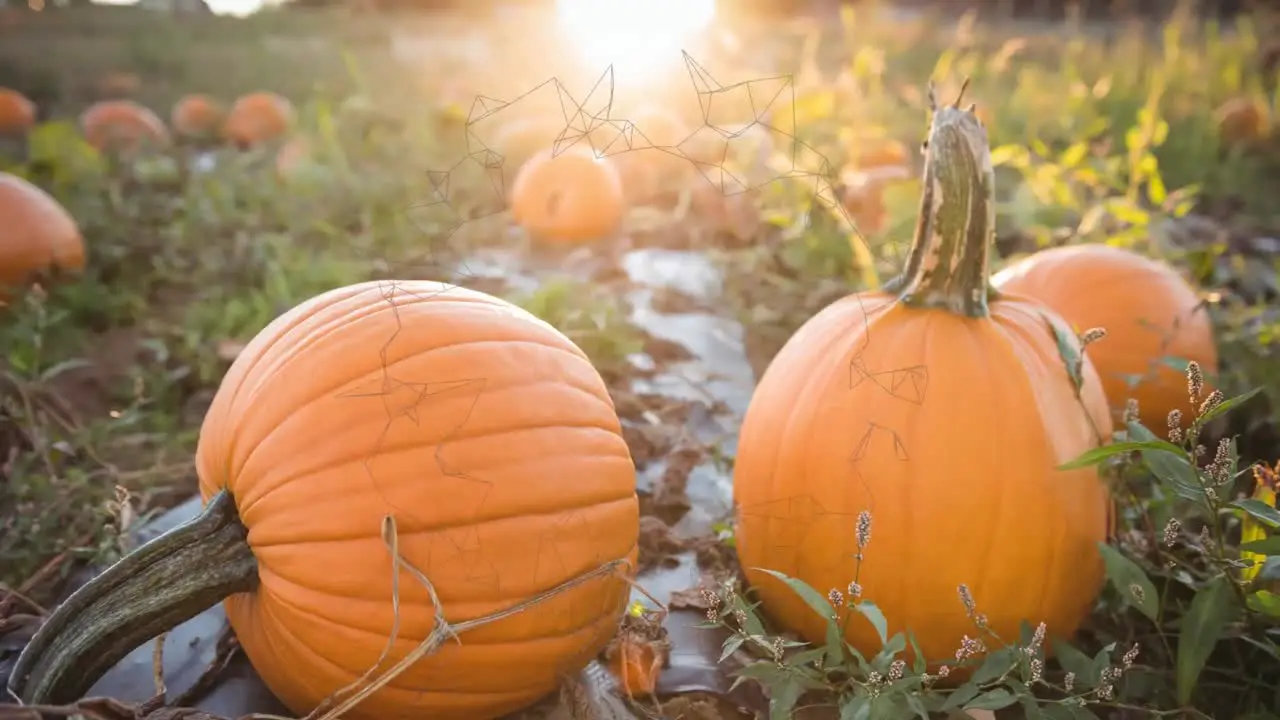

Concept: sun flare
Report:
left=555, top=0, right=717, bottom=78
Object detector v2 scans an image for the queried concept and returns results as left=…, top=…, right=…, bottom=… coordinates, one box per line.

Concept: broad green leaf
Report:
left=1239, top=537, right=1280, bottom=555
left=719, top=634, right=746, bottom=662
left=839, top=694, right=871, bottom=720
left=824, top=616, right=845, bottom=668
left=769, top=676, right=805, bottom=720
left=965, top=688, right=1020, bottom=711
left=1051, top=640, right=1097, bottom=689
left=1058, top=439, right=1184, bottom=470
left=1232, top=499, right=1280, bottom=529
left=940, top=681, right=982, bottom=712
left=906, top=630, right=927, bottom=674
left=971, top=647, right=1018, bottom=685
left=853, top=600, right=890, bottom=647
left=905, top=693, right=931, bottom=720
left=755, top=569, right=838, bottom=622
left=1247, top=590, right=1280, bottom=618
left=1176, top=575, right=1238, bottom=705
left=1198, top=387, right=1263, bottom=426
left=1098, top=542, right=1160, bottom=621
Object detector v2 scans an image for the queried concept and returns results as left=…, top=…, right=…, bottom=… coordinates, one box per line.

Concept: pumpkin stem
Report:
left=888, top=82, right=997, bottom=318
left=7, top=490, right=257, bottom=705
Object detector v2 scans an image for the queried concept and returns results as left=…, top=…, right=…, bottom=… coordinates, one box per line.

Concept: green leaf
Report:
left=1057, top=439, right=1184, bottom=470
left=719, top=634, right=746, bottom=662
left=839, top=694, right=871, bottom=720
left=1176, top=575, right=1238, bottom=705
left=1050, top=640, right=1096, bottom=689
left=940, top=681, right=982, bottom=712
left=853, top=600, right=890, bottom=647
left=769, top=676, right=805, bottom=720
left=1128, top=423, right=1208, bottom=502
left=904, top=693, right=931, bottom=720
left=1197, top=387, right=1263, bottom=426
left=1247, top=590, right=1280, bottom=618
left=1098, top=542, right=1160, bottom=621
left=1232, top=499, right=1280, bottom=529
left=823, top=616, right=847, bottom=668
left=1239, top=537, right=1280, bottom=555
left=965, top=688, right=1020, bottom=711
left=971, top=647, right=1018, bottom=685
left=755, top=569, right=834, bottom=616
left=906, top=630, right=927, bottom=674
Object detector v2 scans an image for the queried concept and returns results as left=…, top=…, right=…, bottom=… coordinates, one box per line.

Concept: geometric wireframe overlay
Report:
left=331, top=49, right=934, bottom=614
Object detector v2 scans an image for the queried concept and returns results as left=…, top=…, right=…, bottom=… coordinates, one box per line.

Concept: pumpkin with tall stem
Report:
left=732, top=83, right=1116, bottom=666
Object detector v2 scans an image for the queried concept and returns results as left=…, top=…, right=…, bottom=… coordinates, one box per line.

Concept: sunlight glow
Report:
left=555, top=0, right=716, bottom=79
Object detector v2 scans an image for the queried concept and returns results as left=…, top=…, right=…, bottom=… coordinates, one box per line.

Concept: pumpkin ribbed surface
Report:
left=221, top=91, right=295, bottom=147
left=509, top=146, right=626, bottom=243
left=171, top=94, right=225, bottom=137
left=734, top=293, right=1113, bottom=663
left=195, top=281, right=639, bottom=720
left=0, top=172, right=85, bottom=289
left=0, top=87, right=36, bottom=134
left=79, top=100, right=170, bottom=153
left=733, top=100, right=1113, bottom=668
left=993, top=243, right=1218, bottom=431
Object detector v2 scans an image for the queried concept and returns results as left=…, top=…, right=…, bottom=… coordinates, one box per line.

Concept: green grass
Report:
left=2, top=0, right=1280, bottom=717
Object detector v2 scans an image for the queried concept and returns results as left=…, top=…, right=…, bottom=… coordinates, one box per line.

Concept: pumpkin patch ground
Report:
left=3, top=3, right=1280, bottom=720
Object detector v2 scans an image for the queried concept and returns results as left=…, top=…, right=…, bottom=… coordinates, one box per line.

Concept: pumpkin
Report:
left=9, top=280, right=640, bottom=720
left=1215, top=96, right=1268, bottom=145
left=732, top=96, right=1113, bottom=667
left=854, top=139, right=911, bottom=169
left=171, top=94, right=226, bottom=137
left=79, top=100, right=171, bottom=153
left=0, top=172, right=85, bottom=296
left=0, top=87, right=36, bottom=135
left=485, top=115, right=575, bottom=173
left=993, top=243, right=1218, bottom=432
left=274, top=136, right=314, bottom=179
left=610, top=106, right=691, bottom=203
left=509, top=145, right=626, bottom=243
left=96, top=72, right=142, bottom=99
left=222, top=91, right=295, bottom=148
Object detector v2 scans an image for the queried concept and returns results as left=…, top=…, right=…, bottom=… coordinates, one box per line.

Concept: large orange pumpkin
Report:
left=222, top=91, right=295, bottom=147
left=171, top=94, right=226, bottom=137
left=993, top=243, right=1218, bottom=431
left=79, top=100, right=170, bottom=153
left=0, top=172, right=86, bottom=295
left=509, top=145, right=626, bottom=243
left=9, top=281, right=639, bottom=720
left=732, top=100, right=1113, bottom=667
left=0, top=87, right=36, bottom=135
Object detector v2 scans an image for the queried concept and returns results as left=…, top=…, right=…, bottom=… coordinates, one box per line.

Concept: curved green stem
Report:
left=884, top=84, right=998, bottom=318
left=7, top=490, right=257, bottom=705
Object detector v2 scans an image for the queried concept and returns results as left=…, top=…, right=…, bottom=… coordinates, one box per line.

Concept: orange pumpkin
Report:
left=487, top=115, right=566, bottom=171
left=854, top=139, right=911, bottom=169
left=79, top=100, right=170, bottom=154
left=96, top=72, right=142, bottom=99
left=8, top=281, right=640, bottom=720
left=733, top=102, right=1113, bottom=667
left=509, top=145, right=626, bottom=243
left=0, top=172, right=85, bottom=296
left=171, top=94, right=226, bottom=137
left=273, top=136, right=313, bottom=179
left=1215, top=96, right=1268, bottom=145
left=222, top=91, right=295, bottom=148
left=0, top=88, right=36, bottom=135
left=993, top=243, right=1218, bottom=432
